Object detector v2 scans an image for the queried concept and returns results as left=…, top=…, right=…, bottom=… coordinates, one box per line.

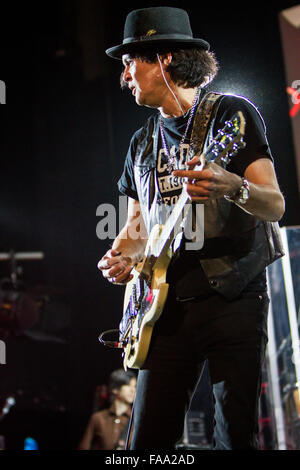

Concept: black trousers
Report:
left=130, top=289, right=269, bottom=450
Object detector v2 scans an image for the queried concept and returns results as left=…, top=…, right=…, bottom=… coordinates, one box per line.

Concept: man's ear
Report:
left=162, top=52, right=172, bottom=66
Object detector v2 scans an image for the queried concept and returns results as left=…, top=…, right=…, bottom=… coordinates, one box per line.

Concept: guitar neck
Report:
left=154, top=189, right=190, bottom=257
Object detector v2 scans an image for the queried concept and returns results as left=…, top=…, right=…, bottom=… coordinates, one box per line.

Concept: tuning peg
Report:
left=224, top=120, right=233, bottom=129
left=212, top=148, right=219, bottom=157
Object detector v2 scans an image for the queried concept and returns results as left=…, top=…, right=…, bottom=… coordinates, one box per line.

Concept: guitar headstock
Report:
left=203, top=111, right=246, bottom=168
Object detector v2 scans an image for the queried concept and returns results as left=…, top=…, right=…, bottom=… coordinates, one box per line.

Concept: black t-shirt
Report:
left=118, top=93, right=273, bottom=297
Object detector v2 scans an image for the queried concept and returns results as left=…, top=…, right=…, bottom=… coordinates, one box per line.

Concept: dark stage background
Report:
left=0, top=0, right=299, bottom=450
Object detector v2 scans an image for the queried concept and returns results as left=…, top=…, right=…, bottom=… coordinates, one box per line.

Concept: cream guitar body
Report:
left=121, top=224, right=172, bottom=369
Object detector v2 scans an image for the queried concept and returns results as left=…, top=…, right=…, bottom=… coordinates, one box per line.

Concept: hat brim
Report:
left=106, top=37, right=210, bottom=59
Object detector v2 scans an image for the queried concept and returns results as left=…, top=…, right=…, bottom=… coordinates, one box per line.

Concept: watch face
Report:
left=224, top=179, right=249, bottom=204
left=239, top=186, right=249, bottom=204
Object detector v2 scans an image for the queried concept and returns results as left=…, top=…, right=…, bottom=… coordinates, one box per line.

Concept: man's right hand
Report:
left=97, top=249, right=134, bottom=285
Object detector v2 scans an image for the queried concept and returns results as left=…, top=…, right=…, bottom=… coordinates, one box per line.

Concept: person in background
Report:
left=78, top=369, right=136, bottom=450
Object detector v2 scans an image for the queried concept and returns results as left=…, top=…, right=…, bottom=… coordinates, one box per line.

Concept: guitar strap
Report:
left=187, top=91, right=224, bottom=241
left=190, top=90, right=224, bottom=158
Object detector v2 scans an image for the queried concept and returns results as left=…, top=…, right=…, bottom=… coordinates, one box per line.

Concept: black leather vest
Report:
left=133, top=97, right=284, bottom=300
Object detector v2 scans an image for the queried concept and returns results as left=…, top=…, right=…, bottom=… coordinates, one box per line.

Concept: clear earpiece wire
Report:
left=156, top=53, right=184, bottom=115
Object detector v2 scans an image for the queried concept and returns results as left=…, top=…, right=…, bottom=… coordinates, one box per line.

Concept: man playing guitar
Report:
left=98, top=7, right=285, bottom=449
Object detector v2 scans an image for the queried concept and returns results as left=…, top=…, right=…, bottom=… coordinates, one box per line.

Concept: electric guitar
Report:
left=119, top=111, right=246, bottom=370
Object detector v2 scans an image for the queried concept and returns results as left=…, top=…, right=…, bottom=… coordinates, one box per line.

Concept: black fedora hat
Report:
left=106, top=7, right=210, bottom=59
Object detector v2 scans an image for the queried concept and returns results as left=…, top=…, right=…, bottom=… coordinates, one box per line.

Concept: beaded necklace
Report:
left=159, top=86, right=201, bottom=173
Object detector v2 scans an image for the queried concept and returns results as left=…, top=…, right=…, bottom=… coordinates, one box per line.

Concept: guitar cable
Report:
left=125, top=395, right=135, bottom=450
left=98, top=329, right=124, bottom=349
left=98, top=328, right=136, bottom=450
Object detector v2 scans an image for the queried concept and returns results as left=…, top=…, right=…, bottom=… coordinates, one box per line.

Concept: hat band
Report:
left=123, top=33, right=193, bottom=44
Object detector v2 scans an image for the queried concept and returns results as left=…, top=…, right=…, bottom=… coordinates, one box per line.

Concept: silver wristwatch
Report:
left=225, top=178, right=250, bottom=205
